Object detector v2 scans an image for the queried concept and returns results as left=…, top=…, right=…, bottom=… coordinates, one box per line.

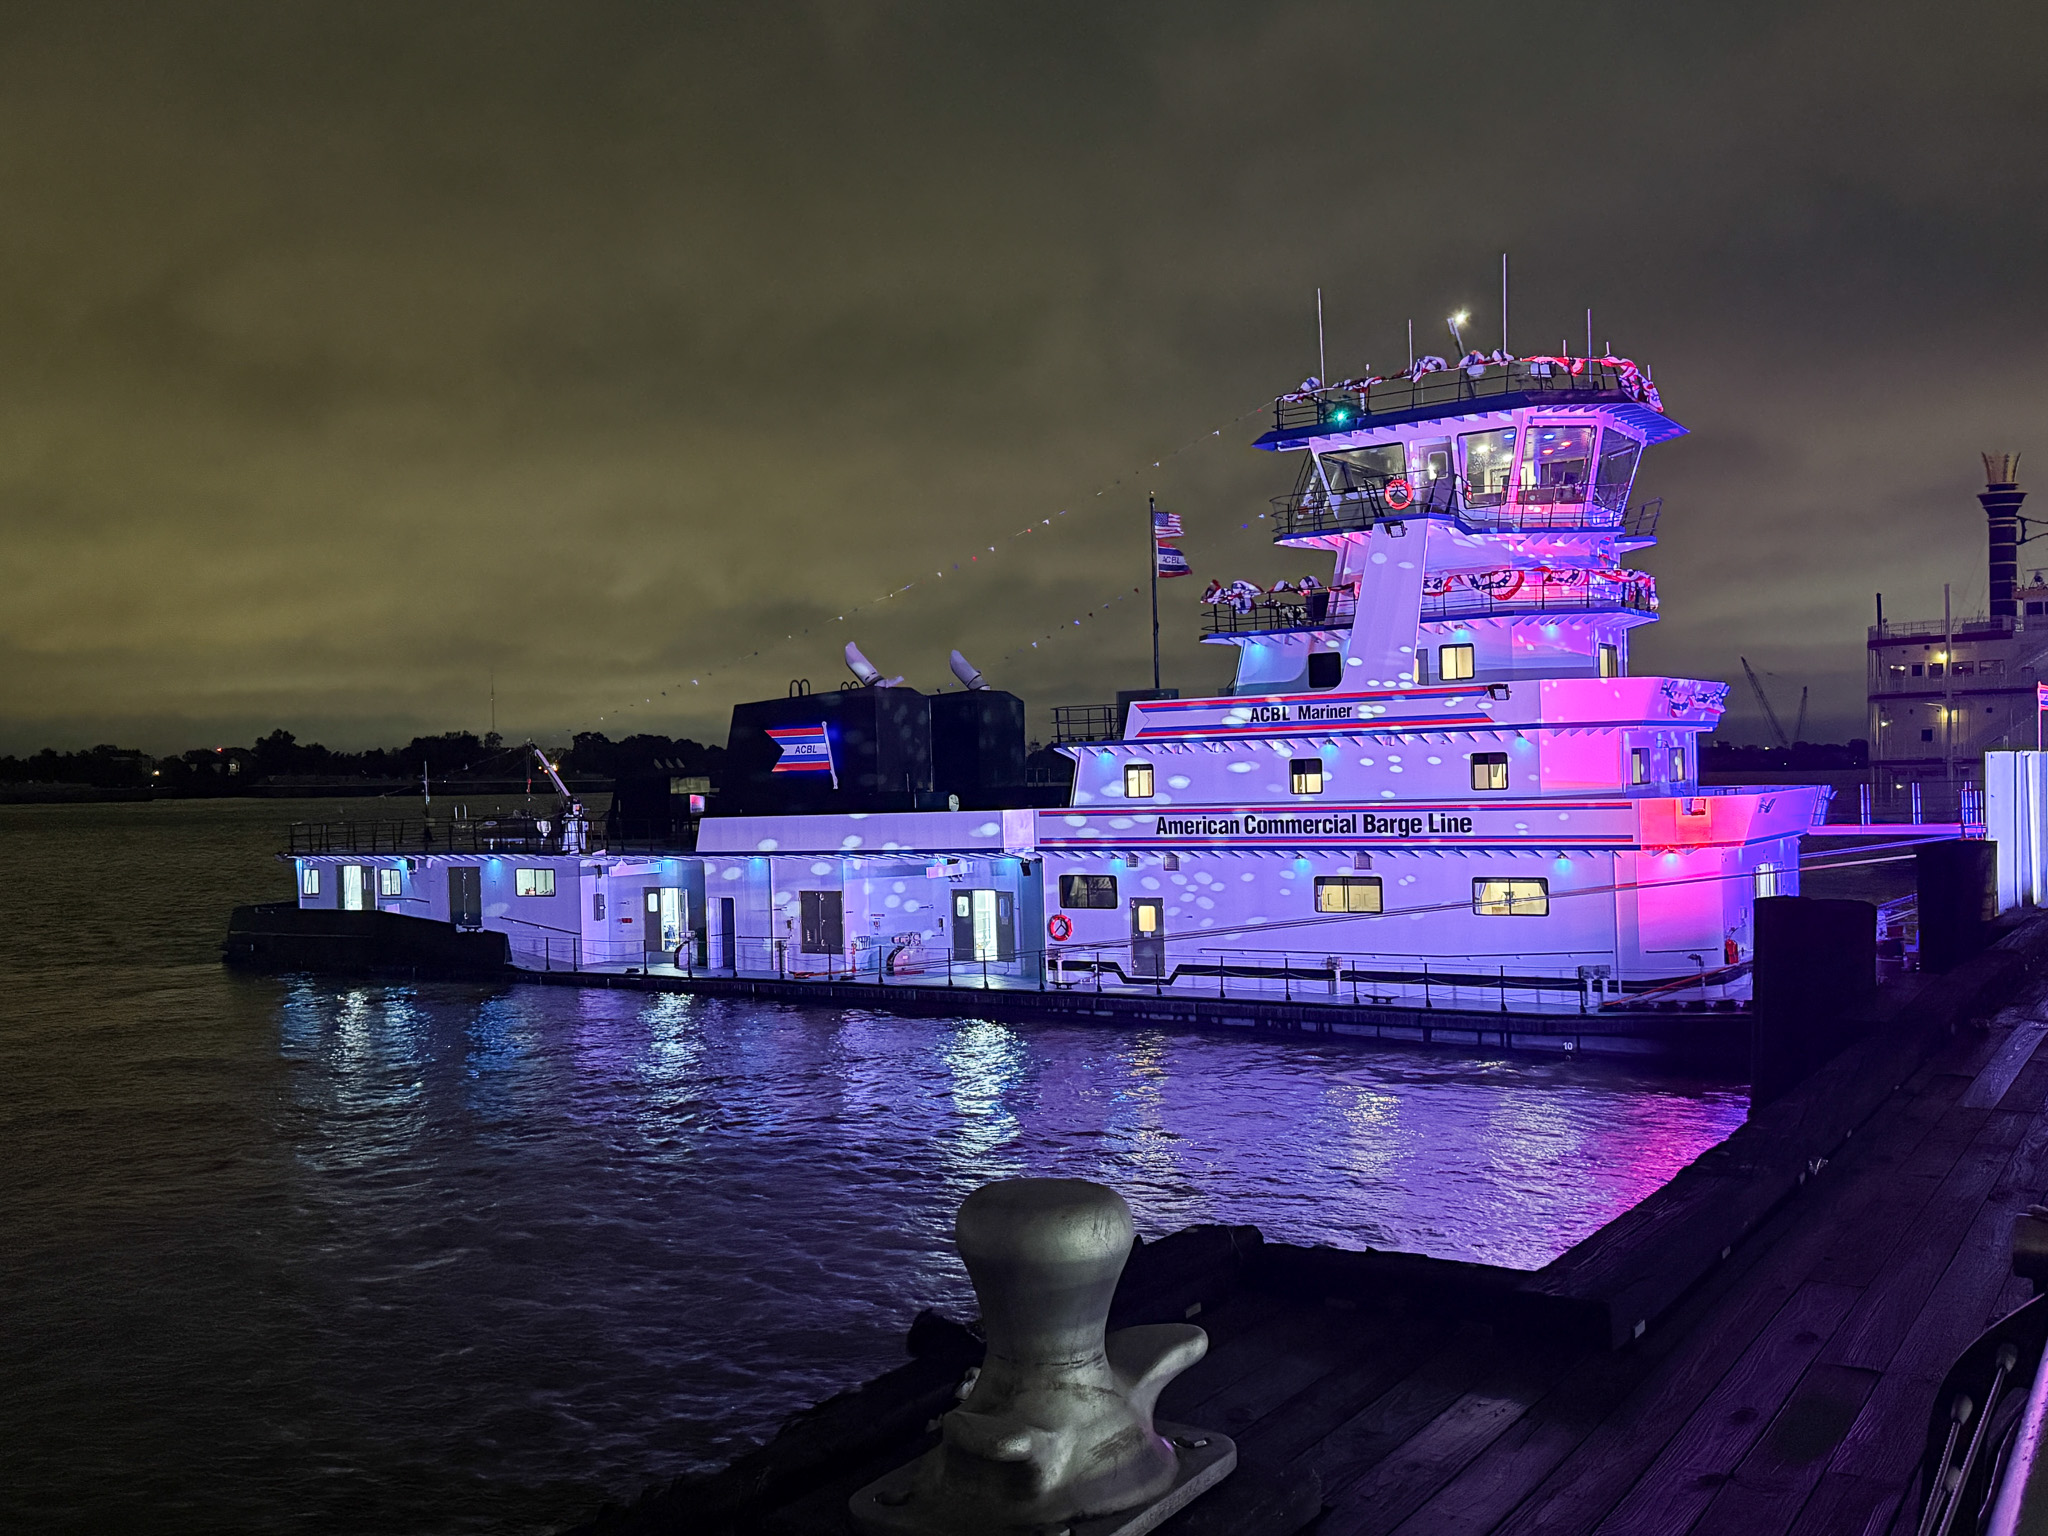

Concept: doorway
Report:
left=340, top=865, right=368, bottom=913
left=448, top=866, right=481, bottom=929
left=719, top=896, right=737, bottom=971
left=1130, top=897, right=1165, bottom=979
left=950, top=889, right=1016, bottom=964
left=645, top=887, right=686, bottom=964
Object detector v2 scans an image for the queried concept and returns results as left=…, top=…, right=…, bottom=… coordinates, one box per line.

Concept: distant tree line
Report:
left=0, top=729, right=727, bottom=795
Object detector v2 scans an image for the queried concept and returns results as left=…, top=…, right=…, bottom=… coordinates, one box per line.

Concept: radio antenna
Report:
left=1406, top=318, right=1413, bottom=370
left=1500, top=253, right=1509, bottom=353
left=1316, top=288, right=1326, bottom=383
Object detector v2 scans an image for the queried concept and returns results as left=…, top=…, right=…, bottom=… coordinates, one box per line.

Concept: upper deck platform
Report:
left=1256, top=354, right=1686, bottom=450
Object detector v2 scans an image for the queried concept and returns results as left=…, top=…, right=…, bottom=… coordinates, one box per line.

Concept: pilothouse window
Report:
left=1457, top=428, right=1517, bottom=507
left=1521, top=426, right=1595, bottom=503
left=1324, top=442, right=1406, bottom=489
left=1594, top=429, right=1642, bottom=511
left=1123, top=762, right=1155, bottom=799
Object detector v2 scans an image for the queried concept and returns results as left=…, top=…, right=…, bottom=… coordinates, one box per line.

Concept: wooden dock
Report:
left=567, top=920, right=2048, bottom=1536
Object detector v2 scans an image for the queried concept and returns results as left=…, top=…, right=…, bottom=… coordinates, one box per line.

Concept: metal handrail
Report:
left=1202, top=593, right=1358, bottom=637
left=1269, top=480, right=1662, bottom=542
left=1419, top=582, right=1657, bottom=622
left=1271, top=358, right=1660, bottom=432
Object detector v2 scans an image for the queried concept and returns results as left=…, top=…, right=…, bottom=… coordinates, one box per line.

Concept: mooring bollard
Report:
left=850, top=1177, right=1235, bottom=1535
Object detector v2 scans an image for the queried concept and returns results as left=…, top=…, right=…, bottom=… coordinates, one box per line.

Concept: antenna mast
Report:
left=1316, top=288, right=1326, bottom=383
left=1500, top=253, right=1508, bottom=353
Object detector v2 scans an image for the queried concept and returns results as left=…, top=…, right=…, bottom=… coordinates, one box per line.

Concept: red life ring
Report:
left=1047, top=914, right=1072, bottom=941
left=1383, top=477, right=1413, bottom=511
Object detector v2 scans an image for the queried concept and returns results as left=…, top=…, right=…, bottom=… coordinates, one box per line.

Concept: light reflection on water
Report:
left=0, top=800, right=1748, bottom=1536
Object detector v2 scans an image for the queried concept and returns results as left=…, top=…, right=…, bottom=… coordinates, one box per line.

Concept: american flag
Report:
left=1152, top=508, right=1184, bottom=537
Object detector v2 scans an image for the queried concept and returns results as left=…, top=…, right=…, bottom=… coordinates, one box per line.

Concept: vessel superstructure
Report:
left=282, top=349, right=1822, bottom=1015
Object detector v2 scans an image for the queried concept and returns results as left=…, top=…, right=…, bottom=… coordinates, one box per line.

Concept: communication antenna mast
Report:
left=1500, top=253, right=1509, bottom=353
left=1316, top=288, right=1326, bottom=384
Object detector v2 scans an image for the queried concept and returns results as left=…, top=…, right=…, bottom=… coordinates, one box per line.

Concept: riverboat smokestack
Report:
left=1981, top=453, right=2025, bottom=617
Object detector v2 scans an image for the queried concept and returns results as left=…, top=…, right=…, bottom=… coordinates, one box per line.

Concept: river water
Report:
left=0, top=799, right=1747, bottom=1534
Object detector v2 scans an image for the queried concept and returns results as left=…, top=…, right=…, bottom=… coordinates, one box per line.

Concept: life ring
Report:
left=1382, top=477, right=1413, bottom=511
left=1047, top=914, right=1072, bottom=941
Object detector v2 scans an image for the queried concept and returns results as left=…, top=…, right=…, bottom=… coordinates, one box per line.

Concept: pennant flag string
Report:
left=583, top=398, right=1268, bottom=729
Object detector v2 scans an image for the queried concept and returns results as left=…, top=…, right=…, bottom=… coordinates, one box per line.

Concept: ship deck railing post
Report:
left=1422, top=962, right=1433, bottom=1010
left=1500, top=966, right=1508, bottom=1013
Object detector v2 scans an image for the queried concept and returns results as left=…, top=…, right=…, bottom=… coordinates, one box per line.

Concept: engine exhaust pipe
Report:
left=948, top=650, right=990, bottom=691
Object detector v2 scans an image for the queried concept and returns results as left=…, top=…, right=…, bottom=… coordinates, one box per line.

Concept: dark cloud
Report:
left=0, top=0, right=2042, bottom=751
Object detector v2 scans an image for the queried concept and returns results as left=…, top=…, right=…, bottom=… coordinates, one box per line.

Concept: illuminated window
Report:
left=1123, top=762, right=1155, bottom=799
left=1598, top=643, right=1619, bottom=678
left=1290, top=758, right=1325, bottom=794
left=377, top=867, right=402, bottom=898
left=1059, top=874, right=1119, bottom=909
left=1668, top=746, right=1685, bottom=781
left=1755, top=863, right=1786, bottom=898
left=1474, top=877, right=1549, bottom=916
left=1631, top=747, right=1651, bottom=785
left=1440, top=643, right=1475, bottom=681
left=515, top=868, right=556, bottom=897
left=1593, top=429, right=1642, bottom=510
left=301, top=865, right=320, bottom=896
left=1519, top=425, right=1594, bottom=503
left=1470, top=752, right=1509, bottom=791
left=1457, top=427, right=1518, bottom=507
left=1315, top=875, right=1383, bottom=913
left=1921, top=729, right=1935, bottom=742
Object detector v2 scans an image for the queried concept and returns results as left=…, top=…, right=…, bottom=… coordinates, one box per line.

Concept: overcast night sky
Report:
left=0, top=1, right=2043, bottom=754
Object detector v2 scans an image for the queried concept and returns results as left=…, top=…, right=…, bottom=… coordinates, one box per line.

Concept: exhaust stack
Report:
left=1981, top=453, right=2027, bottom=618
left=843, top=642, right=904, bottom=689
left=948, top=650, right=990, bottom=691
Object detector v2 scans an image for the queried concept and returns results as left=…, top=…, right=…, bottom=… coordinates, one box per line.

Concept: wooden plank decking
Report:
left=1136, top=979, right=2048, bottom=1535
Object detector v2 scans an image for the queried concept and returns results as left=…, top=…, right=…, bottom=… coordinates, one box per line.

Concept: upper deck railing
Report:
left=1268, top=356, right=1667, bottom=438
left=1050, top=704, right=1120, bottom=744
left=1420, top=577, right=1657, bottom=623
left=1270, top=476, right=1663, bottom=542
left=1869, top=615, right=2017, bottom=643
left=286, top=817, right=697, bottom=856
left=1202, top=592, right=1359, bottom=637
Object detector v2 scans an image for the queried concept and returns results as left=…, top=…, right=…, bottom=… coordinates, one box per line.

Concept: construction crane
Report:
left=1740, top=657, right=1792, bottom=749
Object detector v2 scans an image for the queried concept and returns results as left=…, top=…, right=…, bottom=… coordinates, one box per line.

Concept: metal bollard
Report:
left=851, top=1178, right=1234, bottom=1534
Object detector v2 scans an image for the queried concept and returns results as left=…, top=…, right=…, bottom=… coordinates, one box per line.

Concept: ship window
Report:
left=1440, top=643, right=1475, bottom=681
left=1954, top=661, right=1975, bottom=676
left=1668, top=746, right=1686, bottom=781
left=1315, top=875, right=1383, bottom=913
left=1307, top=651, right=1344, bottom=689
left=593, top=892, right=606, bottom=921
left=1631, top=747, right=1651, bottom=784
left=1593, top=429, right=1642, bottom=510
left=1325, top=442, right=1406, bottom=488
left=1985, top=659, right=2006, bottom=675
left=1922, top=729, right=1935, bottom=742
left=378, top=867, right=402, bottom=898
left=1474, top=877, right=1549, bottom=916
left=301, top=865, right=320, bottom=896
left=1416, top=440, right=1451, bottom=484
left=1123, top=762, right=1155, bottom=798
left=515, top=868, right=556, bottom=897
left=1911, top=664, right=1923, bottom=677
left=1521, top=425, right=1594, bottom=503
left=1457, top=428, right=1518, bottom=507
left=1470, top=752, right=1509, bottom=791
left=1059, top=874, right=1119, bottom=909
left=1928, top=663, right=1944, bottom=678
left=1291, top=758, right=1325, bottom=794
left=1598, top=642, right=1620, bottom=678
